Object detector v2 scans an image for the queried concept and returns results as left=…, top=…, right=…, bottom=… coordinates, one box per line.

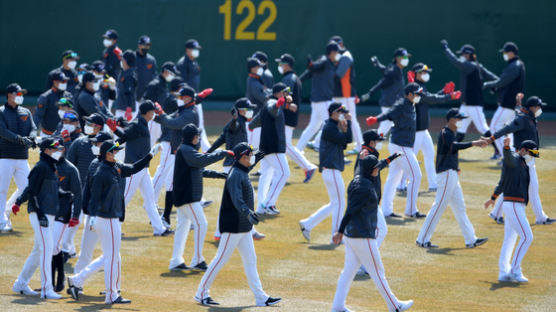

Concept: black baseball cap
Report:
left=499, top=42, right=519, bottom=54
left=457, top=44, right=476, bottom=55
left=57, top=97, right=73, bottom=108
left=411, top=63, right=432, bottom=73
left=82, top=72, right=99, bottom=84
left=326, top=41, right=340, bottom=54
left=139, top=100, right=156, bottom=114
left=6, top=83, right=27, bottom=95
left=51, top=71, right=69, bottom=82
left=122, top=50, right=136, bottom=67
left=138, top=35, right=151, bottom=45
left=252, top=51, right=268, bottom=63
left=233, top=142, right=254, bottom=160
left=394, top=48, right=411, bottom=58
left=330, top=35, right=343, bottom=44
left=185, top=39, right=201, bottom=49
left=102, top=29, right=118, bottom=40
left=91, top=60, right=105, bottom=73
left=520, top=140, right=539, bottom=157
left=39, top=137, right=64, bottom=150
left=179, top=85, right=196, bottom=98
left=182, top=123, right=201, bottom=144
left=170, top=77, right=185, bottom=92
left=523, top=96, right=547, bottom=108
left=61, top=50, right=79, bottom=60
left=328, top=102, right=348, bottom=115
left=247, top=57, right=262, bottom=71
left=404, top=83, right=423, bottom=95
left=360, top=154, right=379, bottom=171
left=90, top=131, right=112, bottom=143
left=363, top=130, right=385, bottom=145
left=234, top=97, right=257, bottom=109
left=445, top=108, right=468, bottom=121
left=161, top=62, right=178, bottom=74
left=272, top=82, right=288, bottom=94
left=275, top=53, right=295, bottom=66
left=83, top=113, right=106, bottom=126
left=100, top=140, right=123, bottom=156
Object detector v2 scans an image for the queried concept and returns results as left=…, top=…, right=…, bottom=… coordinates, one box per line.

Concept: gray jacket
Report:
left=246, top=75, right=269, bottom=114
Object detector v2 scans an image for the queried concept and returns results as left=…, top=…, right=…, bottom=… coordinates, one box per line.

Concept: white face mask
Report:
left=57, top=82, right=67, bottom=91
left=412, top=95, right=421, bottom=104
left=249, top=155, right=256, bottom=166
left=63, top=124, right=76, bottom=133
left=58, top=110, right=66, bottom=119
left=191, top=49, right=200, bottom=58
left=103, top=39, right=113, bottom=48
left=400, top=58, right=409, bottom=67
left=458, top=56, right=467, bottom=62
left=120, top=61, right=125, bottom=69
left=14, top=96, right=24, bottom=105
left=91, top=145, right=100, bottom=156
left=338, top=114, right=345, bottom=121
left=277, top=65, right=284, bottom=74
left=534, top=108, right=542, bottom=118
left=456, top=120, right=463, bottom=128
left=420, top=73, right=430, bottom=82
left=68, top=61, right=77, bottom=70
left=84, top=125, right=95, bottom=135
left=92, top=81, right=101, bottom=92
left=51, top=151, right=63, bottom=161
left=256, top=67, right=264, bottom=76
left=177, top=99, right=185, bottom=107
left=165, top=73, right=175, bottom=82
left=334, top=53, right=341, bottom=62
left=503, top=53, right=509, bottom=62
left=78, top=75, right=83, bottom=84
left=94, top=73, right=104, bottom=80
left=523, top=154, right=533, bottom=163
left=244, top=110, right=254, bottom=119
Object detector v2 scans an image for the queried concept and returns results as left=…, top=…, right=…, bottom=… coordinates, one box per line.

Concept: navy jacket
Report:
left=248, top=98, right=286, bottom=154
left=0, top=103, right=36, bottom=159
left=246, top=74, right=269, bottom=114
left=493, top=147, right=530, bottom=204
left=135, top=50, right=157, bottom=100
left=377, top=97, right=416, bottom=147
left=493, top=109, right=539, bottom=150
left=155, top=104, right=199, bottom=153
left=76, top=89, right=112, bottom=125
left=82, top=158, right=100, bottom=215
left=54, top=158, right=82, bottom=223
left=142, top=75, right=169, bottom=104
left=177, top=55, right=201, bottom=91
left=114, top=68, right=137, bottom=112
left=102, top=45, right=122, bottom=79
left=34, top=87, right=73, bottom=135
left=334, top=50, right=357, bottom=98
left=260, top=68, right=274, bottom=89
left=300, top=55, right=336, bottom=102
left=67, top=135, right=97, bottom=186
left=367, top=64, right=404, bottom=107
left=46, top=66, right=79, bottom=96
left=280, top=71, right=302, bottom=127
left=435, top=127, right=473, bottom=173
left=353, top=146, right=390, bottom=202
left=114, top=115, right=151, bottom=166
left=415, top=82, right=451, bottom=131
left=208, top=116, right=248, bottom=166
left=158, top=94, right=179, bottom=143
left=219, top=162, right=256, bottom=233
left=339, top=176, right=378, bottom=238
left=21, top=153, right=60, bottom=216
left=484, top=57, right=526, bottom=109
left=319, top=118, right=352, bottom=172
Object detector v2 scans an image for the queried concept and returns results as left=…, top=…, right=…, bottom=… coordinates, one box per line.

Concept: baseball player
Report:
left=360, top=48, right=410, bottom=150
left=331, top=155, right=413, bottom=312
left=440, top=40, right=498, bottom=144
left=482, top=95, right=554, bottom=225
left=484, top=138, right=538, bottom=283
left=195, top=143, right=281, bottom=307
left=135, top=35, right=157, bottom=101
left=297, top=41, right=341, bottom=152
left=416, top=108, right=489, bottom=248
left=169, top=124, right=228, bottom=271
left=0, top=83, right=36, bottom=233
left=330, top=35, right=363, bottom=155
left=275, top=53, right=318, bottom=182
left=113, top=50, right=137, bottom=122
left=34, top=71, right=73, bottom=137
left=299, top=103, right=352, bottom=242
left=252, top=51, right=275, bottom=88
left=484, top=42, right=526, bottom=158
left=366, top=83, right=425, bottom=218
left=245, top=57, right=270, bottom=150
left=46, top=50, right=79, bottom=96
left=11, top=138, right=66, bottom=299
left=75, top=72, right=113, bottom=125
left=101, top=29, right=122, bottom=81
left=249, top=84, right=296, bottom=215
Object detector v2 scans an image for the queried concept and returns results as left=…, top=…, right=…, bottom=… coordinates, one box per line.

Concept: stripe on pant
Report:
left=200, top=233, right=230, bottom=300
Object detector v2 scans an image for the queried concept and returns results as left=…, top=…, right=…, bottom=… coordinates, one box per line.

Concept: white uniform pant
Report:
left=0, top=158, right=29, bottom=224
left=376, top=107, right=394, bottom=150
left=195, top=232, right=269, bottom=304
left=61, top=211, right=83, bottom=255
left=334, top=97, right=363, bottom=150
left=285, top=126, right=316, bottom=171
left=256, top=153, right=290, bottom=208
left=170, top=202, right=207, bottom=268
left=152, top=142, right=175, bottom=200
left=499, top=202, right=533, bottom=276
left=197, top=104, right=212, bottom=152
left=416, top=170, right=477, bottom=245
left=74, top=214, right=100, bottom=274
left=381, top=143, right=422, bottom=216
left=148, top=120, right=161, bottom=148
left=94, top=217, right=122, bottom=303
left=124, top=168, right=166, bottom=234
left=376, top=207, right=388, bottom=248
left=71, top=255, right=104, bottom=289
left=15, top=213, right=55, bottom=293
left=296, top=100, right=332, bottom=151
left=490, top=107, right=515, bottom=155
left=457, top=104, right=489, bottom=134
left=52, top=221, right=69, bottom=255
left=301, top=169, right=345, bottom=239
left=248, top=127, right=261, bottom=150
left=331, top=237, right=403, bottom=312
left=490, top=158, right=548, bottom=223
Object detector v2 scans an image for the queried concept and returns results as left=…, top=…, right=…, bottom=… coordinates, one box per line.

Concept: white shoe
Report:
left=299, top=221, right=310, bottom=241
left=13, top=283, right=38, bottom=296
left=394, top=300, right=413, bottom=311
left=256, top=204, right=266, bottom=215
left=1, top=220, right=13, bottom=233
left=511, top=272, right=528, bottom=283
left=498, top=272, right=513, bottom=282
left=41, top=290, right=62, bottom=299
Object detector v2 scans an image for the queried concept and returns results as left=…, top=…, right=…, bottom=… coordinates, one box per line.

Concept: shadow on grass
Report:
left=482, top=280, right=526, bottom=291
left=206, top=305, right=257, bottom=311
left=308, top=244, right=339, bottom=251
left=9, top=294, right=41, bottom=305
left=354, top=274, right=371, bottom=281
left=385, top=218, right=416, bottom=226
left=160, top=270, right=203, bottom=278
left=258, top=214, right=281, bottom=222
left=0, top=230, right=24, bottom=237
left=426, top=247, right=466, bottom=256
left=459, top=158, right=494, bottom=163
left=121, top=235, right=151, bottom=242
left=486, top=166, right=502, bottom=170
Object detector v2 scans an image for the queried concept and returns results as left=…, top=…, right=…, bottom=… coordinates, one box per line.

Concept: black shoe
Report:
left=267, top=205, right=280, bottom=214
left=196, top=296, right=219, bottom=306
left=385, top=212, right=402, bottom=218
left=67, top=286, right=79, bottom=300
left=466, top=237, right=488, bottom=248
left=536, top=217, right=556, bottom=225
left=154, top=228, right=174, bottom=237
left=408, top=212, right=426, bottom=218
left=62, top=251, right=71, bottom=263
left=170, top=263, right=190, bottom=271
left=110, top=296, right=131, bottom=304
left=250, top=172, right=262, bottom=177
left=201, top=200, right=213, bottom=208
left=416, top=241, right=438, bottom=248
left=258, top=296, right=282, bottom=307
left=343, top=157, right=352, bottom=165
left=192, top=261, right=208, bottom=271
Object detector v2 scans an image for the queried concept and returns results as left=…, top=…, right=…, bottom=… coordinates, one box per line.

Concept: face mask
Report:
left=51, top=151, right=63, bottom=161
left=334, top=53, right=341, bottom=62
left=458, top=56, right=466, bottom=62
left=103, top=39, right=113, bottom=48
left=400, top=58, right=409, bottom=67
left=58, top=110, right=66, bottom=119
left=78, top=75, right=83, bottom=84
left=456, top=120, right=463, bottom=128
left=63, top=124, right=76, bottom=133
left=92, top=81, right=101, bottom=91
left=165, top=73, right=175, bottom=82
left=523, top=154, right=532, bottom=163
left=94, top=73, right=104, bottom=80
left=84, top=125, right=95, bottom=135
left=338, top=114, right=345, bottom=121
left=68, top=61, right=77, bottom=70
left=14, top=96, right=24, bottom=105
left=503, top=53, right=509, bottom=62
left=420, top=73, right=430, bottom=82
left=534, top=108, right=542, bottom=118
left=192, top=49, right=200, bottom=58
left=249, top=155, right=256, bottom=166
left=91, top=145, right=100, bottom=156
left=57, top=82, right=67, bottom=91
left=277, top=66, right=284, bottom=74
left=413, top=95, right=421, bottom=104
left=120, top=61, right=125, bottom=68
left=244, top=110, right=254, bottom=119
left=177, top=99, right=185, bottom=107
left=256, top=67, right=264, bottom=76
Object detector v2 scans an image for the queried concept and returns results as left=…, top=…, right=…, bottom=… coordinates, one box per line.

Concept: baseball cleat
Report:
left=385, top=212, right=402, bottom=218
left=41, top=290, right=62, bottom=299
left=407, top=212, right=426, bottom=218
left=416, top=241, right=438, bottom=248
left=257, top=296, right=282, bottom=306
left=304, top=168, right=316, bottom=183
left=511, top=272, right=528, bottom=283
left=0, top=221, right=13, bottom=233
left=13, top=283, right=38, bottom=296
left=252, top=230, right=265, bottom=240
left=201, top=200, right=213, bottom=208
left=488, top=213, right=504, bottom=224
left=154, top=228, right=174, bottom=237
left=195, top=296, right=220, bottom=306
left=160, top=216, right=171, bottom=229
left=299, top=221, right=311, bottom=241
left=536, top=217, right=556, bottom=225
left=396, top=299, right=414, bottom=311
left=109, top=296, right=131, bottom=304
left=192, top=261, right=208, bottom=271
left=170, top=263, right=190, bottom=271
left=466, top=237, right=488, bottom=248
left=263, top=205, right=280, bottom=215
left=356, top=266, right=369, bottom=276
left=307, top=141, right=318, bottom=152
left=498, top=272, right=513, bottom=282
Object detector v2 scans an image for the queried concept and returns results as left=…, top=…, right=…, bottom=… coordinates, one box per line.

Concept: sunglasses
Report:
left=239, top=145, right=254, bottom=157
left=63, top=112, right=78, bottom=120
left=107, top=142, right=120, bottom=153
left=63, top=52, right=79, bottom=60
left=58, top=98, right=73, bottom=107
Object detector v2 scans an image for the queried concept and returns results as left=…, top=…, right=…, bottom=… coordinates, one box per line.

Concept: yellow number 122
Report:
left=219, top=0, right=277, bottom=41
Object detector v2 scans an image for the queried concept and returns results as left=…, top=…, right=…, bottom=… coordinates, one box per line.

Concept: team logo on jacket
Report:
left=20, top=115, right=28, bottom=121
left=146, top=64, right=153, bottom=69
left=120, top=77, right=125, bottom=82
left=59, top=176, right=66, bottom=182
left=104, top=53, right=108, bottom=59
left=99, top=101, right=104, bottom=107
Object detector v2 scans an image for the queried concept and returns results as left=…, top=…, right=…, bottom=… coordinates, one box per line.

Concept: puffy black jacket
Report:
left=319, top=118, right=352, bottom=172
left=493, top=109, right=539, bottom=150
left=415, top=82, right=451, bottom=131
left=493, top=147, right=530, bottom=204
left=34, top=87, right=73, bottom=135
left=0, top=103, right=36, bottom=159
left=299, top=55, right=336, bottom=102
left=21, top=153, right=60, bottom=216
left=76, top=89, right=112, bottom=126
left=207, top=116, right=248, bottom=166
left=219, top=162, right=255, bottom=233
left=367, top=64, right=404, bottom=108
left=353, top=146, right=390, bottom=202
left=484, top=57, right=526, bottom=109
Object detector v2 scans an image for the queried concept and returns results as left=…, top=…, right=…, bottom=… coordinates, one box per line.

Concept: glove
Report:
left=443, top=82, right=455, bottom=94
left=197, top=88, right=214, bottom=98
left=440, top=39, right=448, bottom=49
left=247, top=211, right=260, bottom=225
left=150, top=143, right=161, bottom=156
left=38, top=214, right=49, bottom=227
left=68, top=218, right=79, bottom=227
left=407, top=71, right=415, bottom=83
left=226, top=150, right=235, bottom=157
left=450, top=91, right=462, bottom=100
left=89, top=216, right=96, bottom=232
left=306, top=54, right=313, bottom=68
left=354, top=95, right=360, bottom=105
left=255, top=150, right=265, bottom=163
left=124, top=107, right=133, bottom=121
left=387, top=152, right=402, bottom=163
left=61, top=129, right=70, bottom=141
left=17, top=136, right=34, bottom=147
left=106, top=119, right=118, bottom=132
left=12, top=204, right=20, bottom=216
left=276, top=97, right=285, bottom=107
left=154, top=102, right=164, bottom=116
left=360, top=93, right=370, bottom=103
left=370, top=56, right=379, bottom=67
left=366, top=116, right=378, bottom=126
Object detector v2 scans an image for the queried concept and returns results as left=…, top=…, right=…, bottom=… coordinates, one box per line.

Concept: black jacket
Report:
left=155, top=104, right=199, bottom=153
left=219, top=162, right=256, bottom=233
left=248, top=98, right=286, bottom=154
left=177, top=56, right=201, bottom=91
left=19, top=153, right=60, bottom=216
left=142, top=75, right=169, bottom=104
left=67, top=135, right=97, bottom=186
left=0, top=103, right=36, bottom=159
left=484, top=57, right=526, bottom=109
left=377, top=97, right=416, bottom=147
left=114, top=68, right=137, bottom=112
left=135, top=50, right=157, bottom=100
left=415, top=82, right=451, bottom=131
left=76, top=88, right=112, bottom=126
left=172, top=144, right=227, bottom=206
left=300, top=55, right=336, bottom=102
left=82, top=158, right=100, bottom=215
left=34, top=87, right=73, bottom=135
left=103, top=45, right=122, bottom=79
left=493, top=109, right=539, bottom=150
left=281, top=71, right=302, bottom=127
left=158, top=94, right=179, bottom=142
left=493, top=147, right=530, bottom=204
left=353, top=146, right=390, bottom=202
left=319, top=118, right=352, bottom=172
left=246, top=74, right=268, bottom=115
left=208, top=116, right=248, bottom=166
left=367, top=64, right=404, bottom=107
left=54, top=158, right=82, bottom=223
left=114, top=115, right=151, bottom=166
left=436, top=127, right=473, bottom=173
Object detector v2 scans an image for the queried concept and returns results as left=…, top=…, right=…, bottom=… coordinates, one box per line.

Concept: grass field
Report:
left=1, top=120, right=555, bottom=312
